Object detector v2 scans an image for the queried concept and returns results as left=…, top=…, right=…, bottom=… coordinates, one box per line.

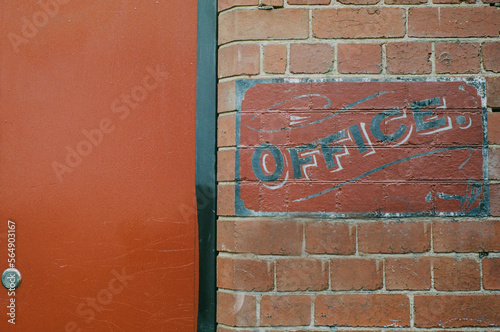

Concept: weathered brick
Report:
left=337, top=43, right=382, bottom=74
left=358, top=221, right=430, bottom=254
left=261, top=295, right=311, bottom=327
left=217, top=291, right=257, bottom=327
left=218, top=114, right=236, bottom=147
left=305, top=221, right=355, bottom=255
left=217, top=219, right=303, bottom=255
left=337, top=0, right=379, bottom=4
left=218, top=44, right=260, bottom=78
left=486, top=77, right=500, bottom=108
left=219, top=8, right=309, bottom=45
left=483, top=42, right=500, bottom=73
left=263, top=44, right=287, bottom=74
left=385, top=257, right=431, bottom=290
left=386, top=42, right=432, bottom=75
left=483, top=257, right=500, bottom=290
left=315, top=294, right=410, bottom=327
left=409, top=7, right=500, bottom=38
left=261, top=0, right=284, bottom=6
left=435, top=42, right=480, bottom=74
left=276, top=258, right=328, bottom=291
left=433, top=220, right=500, bottom=252
left=218, top=149, right=236, bottom=181
left=217, top=256, right=274, bottom=291
left=489, top=112, right=500, bottom=143
left=414, top=295, right=500, bottom=327
left=490, top=147, right=500, bottom=181
left=433, top=0, right=474, bottom=3
left=491, top=184, right=500, bottom=217
left=312, top=8, right=405, bottom=39
left=386, top=0, right=426, bottom=4
left=330, top=258, right=383, bottom=291
left=433, top=257, right=480, bottom=291
left=217, top=184, right=236, bottom=216
left=218, top=81, right=236, bottom=114
left=290, top=43, right=334, bottom=74
left=218, top=0, right=258, bottom=12
left=289, top=0, right=331, bottom=3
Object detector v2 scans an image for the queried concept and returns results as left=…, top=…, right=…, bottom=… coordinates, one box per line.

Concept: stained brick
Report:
left=312, top=8, right=405, bottom=39
left=290, top=43, right=334, bottom=74
left=338, top=43, right=382, bottom=74
left=217, top=291, right=257, bottom=327
left=217, top=256, right=274, bottom=291
left=414, top=295, right=500, bottom=327
left=219, top=8, right=309, bottom=45
left=386, top=42, right=432, bottom=75
left=261, top=295, right=312, bottom=326
left=330, top=258, right=383, bottom=291
left=305, top=221, right=355, bottom=255
left=489, top=112, right=500, bottom=143
left=433, top=257, right=480, bottom=291
left=218, top=44, right=260, bottom=78
left=218, top=81, right=236, bottom=113
left=490, top=147, right=500, bottom=181
left=483, top=42, right=500, bottom=73
left=486, top=77, right=500, bottom=108
left=217, top=184, right=235, bottom=216
left=409, top=7, right=500, bottom=38
left=385, top=257, right=431, bottom=290
left=358, top=221, right=430, bottom=254
left=483, top=257, right=500, bottom=290
left=433, top=220, right=500, bottom=252
left=218, top=0, right=258, bottom=12
left=218, top=114, right=236, bottom=147
left=276, top=258, right=328, bottom=291
left=263, top=44, right=287, bottom=74
left=218, top=149, right=236, bottom=181
left=288, top=0, right=331, bottom=3
left=217, top=219, right=303, bottom=255
left=435, top=42, right=480, bottom=74
left=315, top=294, right=410, bottom=327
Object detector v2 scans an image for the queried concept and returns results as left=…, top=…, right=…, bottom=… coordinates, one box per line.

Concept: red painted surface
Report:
left=238, top=80, right=486, bottom=215
left=0, top=1, right=198, bottom=331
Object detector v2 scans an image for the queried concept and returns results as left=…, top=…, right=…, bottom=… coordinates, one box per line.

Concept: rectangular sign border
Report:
left=235, top=77, right=490, bottom=218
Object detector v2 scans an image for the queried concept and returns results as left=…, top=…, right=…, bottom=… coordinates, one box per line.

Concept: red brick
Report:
left=217, top=256, right=274, bottom=291
left=433, top=257, right=480, bottom=291
left=358, top=221, right=430, bottom=254
left=305, top=222, right=355, bottom=255
left=435, top=42, right=480, bottom=74
left=217, top=291, right=257, bottom=327
left=337, top=0, right=380, bottom=3
left=386, top=0, right=426, bottom=4
left=385, top=257, right=431, bottom=290
left=217, top=327, right=251, bottom=332
left=218, top=81, right=236, bottom=114
left=386, top=42, right=432, bottom=75
left=218, top=149, right=236, bottom=182
left=491, top=184, right=500, bottom=217
left=486, top=77, right=500, bottom=108
left=315, top=294, right=410, bottom=327
left=290, top=43, right=334, bottom=74
left=312, top=8, right=405, bottom=39
left=219, top=8, right=309, bottom=45
left=409, top=7, right=500, bottom=38
left=433, top=220, right=500, bottom=252
left=276, top=258, right=328, bottom=291
left=414, top=295, right=500, bottom=327
left=330, top=258, right=383, bottom=291
left=489, top=112, right=500, bottom=143
left=337, top=43, right=382, bottom=74
left=217, top=184, right=235, bottom=216
left=218, top=44, right=260, bottom=78
left=483, top=42, right=500, bottom=73
left=483, top=257, right=500, bottom=290
left=261, top=0, right=284, bottom=6
left=490, top=147, right=500, bottom=181
left=218, top=0, right=258, bottom=11
left=217, top=219, right=303, bottom=255
left=433, top=0, right=474, bottom=3
left=289, top=0, right=331, bottom=4
left=260, top=295, right=311, bottom=326
left=218, top=113, right=236, bottom=147
left=263, top=44, right=287, bottom=74
left=482, top=0, right=500, bottom=3
left=287, top=0, right=332, bottom=5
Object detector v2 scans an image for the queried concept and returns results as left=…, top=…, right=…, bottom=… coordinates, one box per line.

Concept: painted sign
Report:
left=235, top=79, right=489, bottom=217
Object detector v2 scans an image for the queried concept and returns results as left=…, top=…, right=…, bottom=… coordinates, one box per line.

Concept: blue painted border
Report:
left=235, top=77, right=490, bottom=218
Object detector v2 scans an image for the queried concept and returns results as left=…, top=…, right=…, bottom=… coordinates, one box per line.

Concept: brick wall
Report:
left=217, top=0, right=500, bottom=330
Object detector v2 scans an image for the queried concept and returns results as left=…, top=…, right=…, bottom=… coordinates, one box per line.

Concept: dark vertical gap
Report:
left=492, top=108, right=500, bottom=112
left=196, top=0, right=217, bottom=331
